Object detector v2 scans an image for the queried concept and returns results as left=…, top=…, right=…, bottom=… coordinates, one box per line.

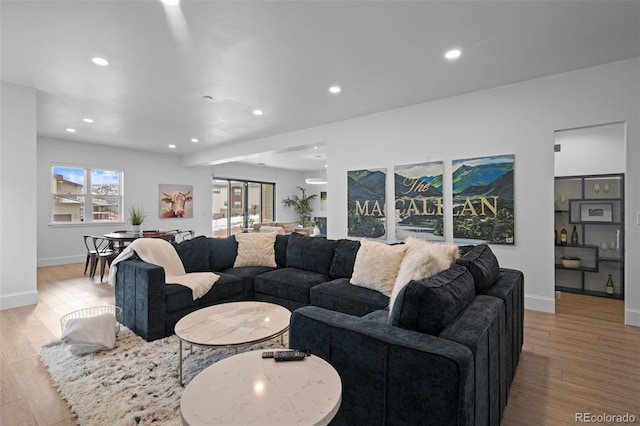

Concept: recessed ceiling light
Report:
left=83, top=118, right=94, bottom=123
left=253, top=109, right=263, bottom=116
left=329, top=86, right=341, bottom=94
left=445, top=49, right=462, bottom=60
left=168, top=144, right=176, bottom=149
left=66, top=128, right=76, bottom=133
left=161, top=0, right=180, bottom=5
left=191, top=138, right=199, bottom=143
left=92, top=57, right=109, bottom=66
left=203, top=95, right=214, bottom=101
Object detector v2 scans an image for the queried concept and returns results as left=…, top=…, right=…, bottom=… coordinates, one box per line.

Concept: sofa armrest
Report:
left=290, top=306, right=474, bottom=426
left=115, top=259, right=167, bottom=341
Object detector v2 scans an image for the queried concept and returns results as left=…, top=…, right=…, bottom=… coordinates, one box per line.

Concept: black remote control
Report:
left=261, top=351, right=274, bottom=358
left=274, top=350, right=307, bottom=362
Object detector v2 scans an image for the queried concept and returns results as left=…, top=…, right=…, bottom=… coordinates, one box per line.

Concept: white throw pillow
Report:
left=62, top=313, right=117, bottom=355
left=389, top=237, right=460, bottom=310
left=349, top=239, right=407, bottom=297
left=234, top=232, right=277, bottom=267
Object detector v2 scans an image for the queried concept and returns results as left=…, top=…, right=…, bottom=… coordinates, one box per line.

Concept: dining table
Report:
left=104, top=230, right=173, bottom=252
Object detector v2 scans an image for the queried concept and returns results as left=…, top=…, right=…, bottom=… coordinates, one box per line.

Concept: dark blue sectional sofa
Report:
left=114, top=232, right=523, bottom=426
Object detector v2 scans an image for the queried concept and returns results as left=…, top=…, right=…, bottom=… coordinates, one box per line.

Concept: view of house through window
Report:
left=212, top=178, right=275, bottom=237
left=51, top=165, right=123, bottom=223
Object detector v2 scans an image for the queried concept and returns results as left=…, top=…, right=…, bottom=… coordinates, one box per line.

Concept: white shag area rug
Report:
left=40, top=326, right=288, bottom=426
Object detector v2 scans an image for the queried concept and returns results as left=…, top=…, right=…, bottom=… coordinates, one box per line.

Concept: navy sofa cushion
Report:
left=172, top=235, right=210, bottom=273
left=311, top=278, right=388, bottom=317
left=254, top=267, right=330, bottom=304
left=389, top=264, right=475, bottom=336
left=208, top=236, right=238, bottom=271
left=274, top=234, right=289, bottom=268
left=329, top=239, right=360, bottom=279
left=456, top=244, right=500, bottom=292
left=286, top=232, right=337, bottom=276
left=222, top=266, right=276, bottom=293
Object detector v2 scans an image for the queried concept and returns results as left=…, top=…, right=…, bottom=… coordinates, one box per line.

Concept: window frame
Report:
left=51, top=163, right=124, bottom=225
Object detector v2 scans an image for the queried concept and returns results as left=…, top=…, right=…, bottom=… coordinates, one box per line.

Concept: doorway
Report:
left=212, top=178, right=275, bottom=238
left=553, top=122, right=626, bottom=322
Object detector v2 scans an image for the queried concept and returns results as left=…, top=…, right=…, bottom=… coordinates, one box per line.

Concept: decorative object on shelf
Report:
left=580, top=202, right=613, bottom=223
left=281, top=186, right=317, bottom=228
left=603, top=183, right=610, bottom=193
left=561, top=256, right=581, bottom=268
left=593, top=183, right=600, bottom=193
left=606, top=274, right=615, bottom=295
left=128, top=206, right=146, bottom=233
left=560, top=224, right=567, bottom=246
left=571, top=225, right=579, bottom=245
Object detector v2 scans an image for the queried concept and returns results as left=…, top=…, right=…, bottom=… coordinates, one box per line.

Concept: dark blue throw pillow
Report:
left=329, top=239, right=361, bottom=279
left=389, top=264, right=475, bottom=336
left=172, top=235, right=210, bottom=273
left=207, top=235, right=238, bottom=272
left=456, top=244, right=500, bottom=293
left=286, top=232, right=337, bottom=276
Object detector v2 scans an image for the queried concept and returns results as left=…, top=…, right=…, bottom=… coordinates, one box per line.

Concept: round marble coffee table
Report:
left=174, top=301, right=291, bottom=385
left=180, top=350, right=342, bottom=426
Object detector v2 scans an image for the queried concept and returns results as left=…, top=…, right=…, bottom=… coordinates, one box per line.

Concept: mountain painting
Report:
left=452, top=154, right=515, bottom=245
left=394, top=161, right=444, bottom=241
left=348, top=168, right=386, bottom=238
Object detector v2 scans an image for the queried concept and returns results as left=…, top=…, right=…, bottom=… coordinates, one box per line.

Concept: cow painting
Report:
left=159, top=185, right=193, bottom=218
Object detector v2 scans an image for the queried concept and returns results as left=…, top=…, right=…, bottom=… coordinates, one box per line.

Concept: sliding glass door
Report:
left=212, top=178, right=275, bottom=238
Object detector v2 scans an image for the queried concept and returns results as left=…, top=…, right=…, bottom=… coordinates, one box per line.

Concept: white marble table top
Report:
left=180, top=350, right=342, bottom=426
left=175, top=301, right=291, bottom=348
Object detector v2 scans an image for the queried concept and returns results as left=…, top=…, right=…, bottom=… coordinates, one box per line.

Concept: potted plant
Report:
left=281, top=186, right=317, bottom=228
left=309, top=219, right=324, bottom=236
left=128, top=206, right=146, bottom=233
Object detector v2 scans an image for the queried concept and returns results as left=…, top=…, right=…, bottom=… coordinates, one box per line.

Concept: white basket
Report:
left=60, top=305, right=122, bottom=335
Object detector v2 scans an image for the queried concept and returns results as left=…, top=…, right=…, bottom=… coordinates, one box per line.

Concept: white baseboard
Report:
left=0, top=291, right=38, bottom=310
left=38, top=255, right=85, bottom=267
left=524, top=294, right=555, bottom=313
left=625, top=308, right=640, bottom=327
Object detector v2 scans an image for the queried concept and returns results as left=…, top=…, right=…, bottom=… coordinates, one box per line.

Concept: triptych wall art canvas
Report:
left=347, top=169, right=387, bottom=238
left=394, top=161, right=444, bottom=241
left=346, top=154, right=515, bottom=244
left=452, top=154, right=515, bottom=245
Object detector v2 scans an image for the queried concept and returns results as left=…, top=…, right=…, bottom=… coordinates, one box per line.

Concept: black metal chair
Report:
left=82, top=235, right=98, bottom=277
left=92, top=236, right=116, bottom=281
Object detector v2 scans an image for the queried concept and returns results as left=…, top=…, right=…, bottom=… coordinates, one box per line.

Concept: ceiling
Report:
left=2, top=1, right=639, bottom=171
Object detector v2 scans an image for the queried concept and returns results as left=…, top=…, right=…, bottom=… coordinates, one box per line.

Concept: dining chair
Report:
left=174, top=229, right=195, bottom=242
left=83, top=235, right=98, bottom=277
left=92, top=236, right=116, bottom=281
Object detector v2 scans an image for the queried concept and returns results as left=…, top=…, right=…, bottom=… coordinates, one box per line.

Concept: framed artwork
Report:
left=320, top=191, right=327, bottom=210
left=159, top=184, right=193, bottom=218
left=580, top=202, right=613, bottom=222
left=452, top=154, right=515, bottom=245
left=394, top=161, right=444, bottom=241
left=347, top=168, right=386, bottom=238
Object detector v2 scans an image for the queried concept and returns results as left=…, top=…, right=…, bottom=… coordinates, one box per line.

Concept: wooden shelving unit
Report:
left=554, top=174, right=625, bottom=300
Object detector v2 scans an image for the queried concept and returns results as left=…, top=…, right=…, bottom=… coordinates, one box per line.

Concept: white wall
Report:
left=37, top=138, right=214, bottom=266
left=554, top=122, right=626, bottom=176
left=184, top=58, right=640, bottom=325
left=0, top=82, right=38, bottom=309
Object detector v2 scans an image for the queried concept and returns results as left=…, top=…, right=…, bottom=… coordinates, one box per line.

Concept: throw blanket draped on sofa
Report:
left=107, top=238, right=219, bottom=299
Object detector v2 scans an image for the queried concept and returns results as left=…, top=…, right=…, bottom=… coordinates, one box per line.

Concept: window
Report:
left=233, top=188, right=242, bottom=196
left=51, top=165, right=123, bottom=223
left=212, top=178, right=275, bottom=237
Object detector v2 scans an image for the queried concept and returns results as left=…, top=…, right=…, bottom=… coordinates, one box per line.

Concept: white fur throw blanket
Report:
left=107, top=238, right=219, bottom=300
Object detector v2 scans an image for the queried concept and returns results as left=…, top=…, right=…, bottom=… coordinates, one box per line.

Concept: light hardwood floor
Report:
left=1, top=264, right=638, bottom=425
